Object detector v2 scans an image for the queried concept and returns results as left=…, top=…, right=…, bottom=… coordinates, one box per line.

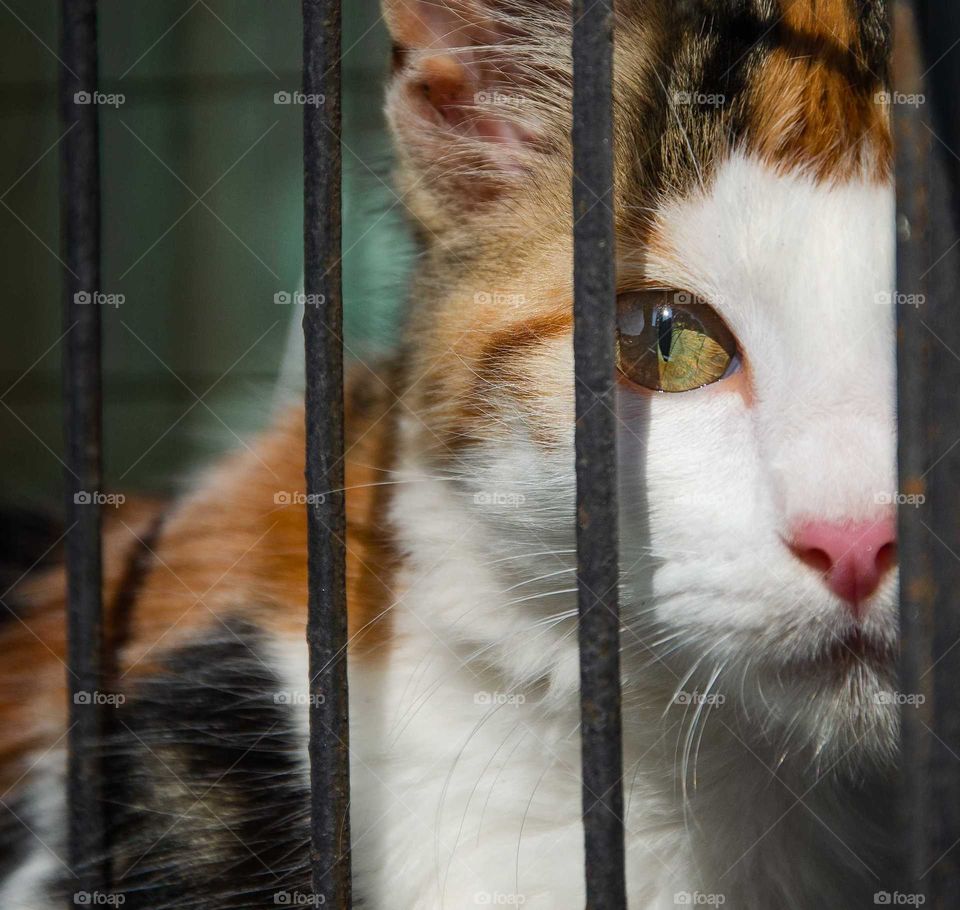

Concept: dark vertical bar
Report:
left=572, top=0, right=626, bottom=907
left=60, top=0, right=106, bottom=897
left=303, top=1, right=351, bottom=907
left=895, top=1, right=960, bottom=907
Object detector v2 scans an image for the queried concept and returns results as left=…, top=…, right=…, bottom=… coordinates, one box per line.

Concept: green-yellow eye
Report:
left=616, top=291, right=739, bottom=392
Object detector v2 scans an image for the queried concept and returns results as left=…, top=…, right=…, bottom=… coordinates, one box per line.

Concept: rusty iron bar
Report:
left=303, top=0, right=352, bottom=906
left=894, top=0, right=960, bottom=906
left=60, top=0, right=107, bottom=898
left=571, top=0, right=627, bottom=906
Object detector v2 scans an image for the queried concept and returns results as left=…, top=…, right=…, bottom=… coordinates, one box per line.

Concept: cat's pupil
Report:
left=655, top=305, right=674, bottom=361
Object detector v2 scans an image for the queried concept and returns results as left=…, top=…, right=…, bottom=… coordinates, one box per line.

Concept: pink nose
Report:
left=788, top=518, right=897, bottom=618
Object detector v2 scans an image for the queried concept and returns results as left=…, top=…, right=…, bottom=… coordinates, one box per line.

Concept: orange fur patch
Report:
left=418, top=308, right=574, bottom=451
left=0, top=367, right=398, bottom=793
left=748, top=0, right=892, bottom=181
left=0, top=498, right=163, bottom=793
left=118, top=367, right=398, bottom=672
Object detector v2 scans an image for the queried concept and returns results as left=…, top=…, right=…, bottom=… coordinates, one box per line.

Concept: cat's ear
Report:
left=383, top=0, right=564, bottom=209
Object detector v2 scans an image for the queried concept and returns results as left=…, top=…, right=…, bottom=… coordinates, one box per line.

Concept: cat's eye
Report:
left=616, top=291, right=740, bottom=392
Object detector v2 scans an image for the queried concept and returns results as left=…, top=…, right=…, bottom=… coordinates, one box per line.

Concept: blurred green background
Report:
left=0, top=0, right=409, bottom=511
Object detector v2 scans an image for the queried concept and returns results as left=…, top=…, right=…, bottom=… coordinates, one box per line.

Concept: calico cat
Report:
left=1, top=0, right=903, bottom=907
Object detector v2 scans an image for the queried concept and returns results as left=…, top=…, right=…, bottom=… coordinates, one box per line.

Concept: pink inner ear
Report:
left=419, top=54, right=473, bottom=122
left=476, top=117, right=531, bottom=145
left=415, top=53, right=530, bottom=147
left=388, top=0, right=541, bottom=171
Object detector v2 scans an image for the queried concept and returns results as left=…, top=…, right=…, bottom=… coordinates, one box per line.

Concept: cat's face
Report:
left=615, top=154, right=898, bottom=766
left=385, top=0, right=898, bottom=764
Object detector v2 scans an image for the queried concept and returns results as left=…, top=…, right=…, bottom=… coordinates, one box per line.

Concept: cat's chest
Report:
left=271, top=626, right=686, bottom=907
left=270, top=615, right=890, bottom=909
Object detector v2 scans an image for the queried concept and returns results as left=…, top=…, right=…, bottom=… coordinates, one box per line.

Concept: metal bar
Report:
left=895, top=0, right=960, bottom=906
left=60, top=0, right=107, bottom=897
left=571, top=0, right=626, bottom=906
left=302, top=1, right=351, bottom=906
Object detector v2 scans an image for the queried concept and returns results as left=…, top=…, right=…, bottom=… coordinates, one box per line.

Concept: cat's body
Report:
left=2, top=1, right=903, bottom=907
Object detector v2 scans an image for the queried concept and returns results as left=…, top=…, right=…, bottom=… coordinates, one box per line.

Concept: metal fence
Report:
left=894, top=1, right=960, bottom=906
left=60, top=0, right=106, bottom=899
left=56, top=0, right=959, bottom=907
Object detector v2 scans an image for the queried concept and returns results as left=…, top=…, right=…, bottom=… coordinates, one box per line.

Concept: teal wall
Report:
left=0, top=0, right=409, bottom=506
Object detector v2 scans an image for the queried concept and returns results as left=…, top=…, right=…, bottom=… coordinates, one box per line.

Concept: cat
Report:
left=1, top=0, right=904, bottom=907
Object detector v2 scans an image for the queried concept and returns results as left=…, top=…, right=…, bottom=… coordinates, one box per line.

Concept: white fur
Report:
left=0, top=752, right=68, bottom=910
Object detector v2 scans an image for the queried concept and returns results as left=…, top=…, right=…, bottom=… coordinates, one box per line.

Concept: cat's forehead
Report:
left=616, top=0, right=892, bottom=207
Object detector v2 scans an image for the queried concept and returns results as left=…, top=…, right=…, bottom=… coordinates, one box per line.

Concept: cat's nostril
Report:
left=787, top=518, right=898, bottom=619
left=791, top=544, right=833, bottom=576
left=876, top=540, right=898, bottom=577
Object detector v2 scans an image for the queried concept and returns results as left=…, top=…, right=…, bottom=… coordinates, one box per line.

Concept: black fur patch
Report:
left=66, top=622, right=320, bottom=909
left=0, top=795, right=34, bottom=886
left=0, top=506, right=64, bottom=618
